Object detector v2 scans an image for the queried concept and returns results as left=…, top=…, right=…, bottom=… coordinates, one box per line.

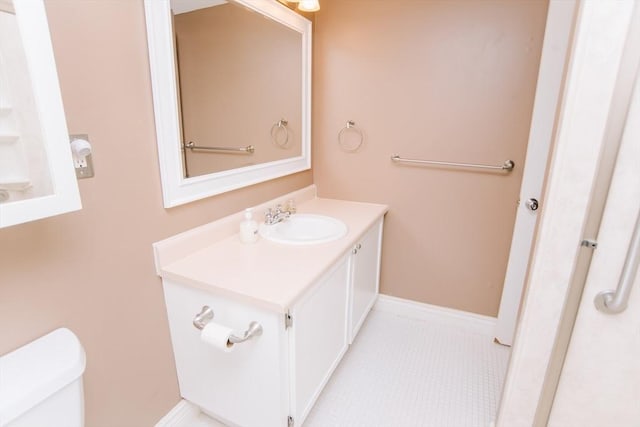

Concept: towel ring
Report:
left=338, top=120, right=363, bottom=152
left=271, top=119, right=290, bottom=148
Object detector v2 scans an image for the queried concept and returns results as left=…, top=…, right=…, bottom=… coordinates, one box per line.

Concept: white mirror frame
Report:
left=0, top=0, right=81, bottom=228
left=144, top=0, right=312, bottom=208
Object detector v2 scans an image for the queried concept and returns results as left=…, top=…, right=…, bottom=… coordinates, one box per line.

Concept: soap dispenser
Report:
left=239, top=208, right=259, bottom=243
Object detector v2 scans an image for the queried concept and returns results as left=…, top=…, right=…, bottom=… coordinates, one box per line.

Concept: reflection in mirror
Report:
left=0, top=0, right=80, bottom=228
left=172, top=0, right=302, bottom=177
left=144, top=0, right=311, bottom=207
left=0, top=1, right=53, bottom=203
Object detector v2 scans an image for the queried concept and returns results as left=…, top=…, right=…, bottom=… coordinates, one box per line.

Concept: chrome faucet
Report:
left=264, top=201, right=295, bottom=225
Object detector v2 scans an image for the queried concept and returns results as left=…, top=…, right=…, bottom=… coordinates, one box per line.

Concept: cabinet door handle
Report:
left=352, top=243, right=362, bottom=254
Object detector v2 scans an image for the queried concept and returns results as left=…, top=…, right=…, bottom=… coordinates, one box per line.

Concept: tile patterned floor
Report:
left=194, top=304, right=511, bottom=427
left=304, top=307, right=511, bottom=427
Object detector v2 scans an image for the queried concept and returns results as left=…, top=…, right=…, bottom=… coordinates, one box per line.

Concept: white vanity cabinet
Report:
left=154, top=192, right=387, bottom=427
left=162, top=280, right=290, bottom=427
left=163, top=253, right=355, bottom=427
left=348, top=218, right=384, bottom=344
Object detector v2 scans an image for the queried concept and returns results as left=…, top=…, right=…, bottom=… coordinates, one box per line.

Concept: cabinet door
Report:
left=290, top=255, right=349, bottom=424
left=349, top=219, right=383, bottom=343
left=163, top=280, right=289, bottom=427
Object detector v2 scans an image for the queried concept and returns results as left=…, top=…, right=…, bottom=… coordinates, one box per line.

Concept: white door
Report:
left=496, top=1, right=637, bottom=423
left=494, top=0, right=576, bottom=345
left=547, top=50, right=640, bottom=427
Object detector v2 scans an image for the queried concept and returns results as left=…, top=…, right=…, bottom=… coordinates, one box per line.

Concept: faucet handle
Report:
left=275, top=204, right=283, bottom=214
left=265, top=208, right=273, bottom=223
left=285, top=199, right=296, bottom=214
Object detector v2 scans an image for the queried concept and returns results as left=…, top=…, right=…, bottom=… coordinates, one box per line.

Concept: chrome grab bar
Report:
left=390, top=154, right=514, bottom=172
left=192, top=306, right=263, bottom=343
left=184, top=141, right=255, bottom=154
left=594, top=211, right=640, bottom=314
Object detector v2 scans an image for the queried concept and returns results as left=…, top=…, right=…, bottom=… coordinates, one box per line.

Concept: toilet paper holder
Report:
left=192, top=306, right=263, bottom=344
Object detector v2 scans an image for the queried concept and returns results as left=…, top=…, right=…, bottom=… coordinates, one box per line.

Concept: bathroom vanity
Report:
left=154, top=186, right=387, bottom=427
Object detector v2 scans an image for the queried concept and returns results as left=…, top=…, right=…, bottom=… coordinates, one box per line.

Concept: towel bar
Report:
left=391, top=154, right=514, bottom=172
left=184, top=141, right=255, bottom=154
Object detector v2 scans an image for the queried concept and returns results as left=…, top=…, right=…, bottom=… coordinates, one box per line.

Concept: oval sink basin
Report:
left=259, top=214, right=348, bottom=245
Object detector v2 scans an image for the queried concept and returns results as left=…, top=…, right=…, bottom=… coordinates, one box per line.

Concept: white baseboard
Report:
left=374, top=294, right=497, bottom=335
left=155, top=399, right=200, bottom=427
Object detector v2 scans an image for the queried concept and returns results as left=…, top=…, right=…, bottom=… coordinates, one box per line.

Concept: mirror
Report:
left=174, top=0, right=303, bottom=177
left=0, top=0, right=81, bottom=228
left=144, top=0, right=311, bottom=208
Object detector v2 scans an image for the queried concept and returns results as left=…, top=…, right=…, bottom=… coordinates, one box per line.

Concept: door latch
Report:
left=525, top=198, right=539, bottom=211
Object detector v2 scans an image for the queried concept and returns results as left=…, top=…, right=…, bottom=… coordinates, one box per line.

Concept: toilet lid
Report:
left=0, top=328, right=86, bottom=425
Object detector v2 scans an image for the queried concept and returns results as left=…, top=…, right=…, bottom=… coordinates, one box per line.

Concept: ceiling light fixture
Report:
left=297, top=0, right=320, bottom=12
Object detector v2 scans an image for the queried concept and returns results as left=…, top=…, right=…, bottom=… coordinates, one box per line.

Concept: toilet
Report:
left=0, top=328, right=86, bottom=427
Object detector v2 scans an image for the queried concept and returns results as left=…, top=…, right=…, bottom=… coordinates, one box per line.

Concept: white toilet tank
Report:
left=0, top=328, right=86, bottom=427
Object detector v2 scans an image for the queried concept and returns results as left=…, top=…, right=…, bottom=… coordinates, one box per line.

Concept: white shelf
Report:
left=0, top=180, right=31, bottom=191
left=0, top=134, right=19, bottom=144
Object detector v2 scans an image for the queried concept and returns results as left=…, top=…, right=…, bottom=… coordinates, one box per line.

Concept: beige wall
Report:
left=0, top=0, right=549, bottom=424
left=176, top=3, right=302, bottom=176
left=313, top=0, right=548, bottom=316
left=0, top=1, right=311, bottom=426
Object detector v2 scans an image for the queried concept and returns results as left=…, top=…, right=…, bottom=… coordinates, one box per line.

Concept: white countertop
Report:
left=154, top=192, right=388, bottom=313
